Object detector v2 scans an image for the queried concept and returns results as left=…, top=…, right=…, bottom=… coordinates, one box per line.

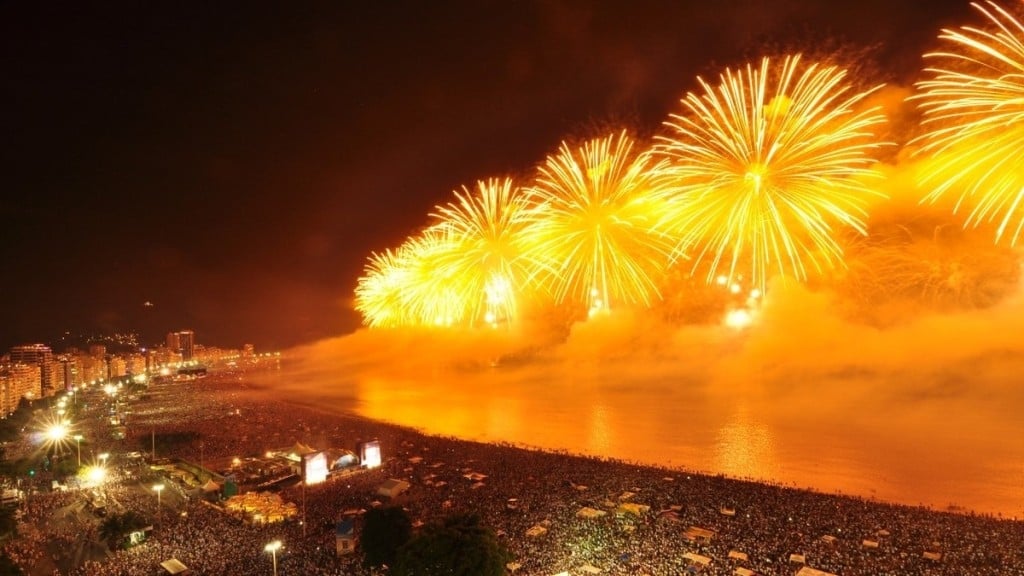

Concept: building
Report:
left=166, top=330, right=196, bottom=361
left=9, top=344, right=54, bottom=397
left=0, top=363, right=41, bottom=416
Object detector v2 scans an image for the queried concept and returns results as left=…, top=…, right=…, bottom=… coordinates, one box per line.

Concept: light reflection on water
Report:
left=345, top=368, right=1024, bottom=517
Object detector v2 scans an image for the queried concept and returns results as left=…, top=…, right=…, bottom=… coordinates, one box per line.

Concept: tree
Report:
left=393, top=513, right=511, bottom=576
left=0, top=551, right=24, bottom=575
left=360, top=506, right=412, bottom=568
left=0, top=507, right=17, bottom=540
left=99, top=511, right=149, bottom=549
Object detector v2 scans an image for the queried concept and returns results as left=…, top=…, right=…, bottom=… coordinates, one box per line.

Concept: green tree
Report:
left=393, top=513, right=510, bottom=576
left=0, top=507, right=18, bottom=540
left=360, top=506, right=412, bottom=568
left=99, top=511, right=149, bottom=549
left=0, top=551, right=24, bottom=575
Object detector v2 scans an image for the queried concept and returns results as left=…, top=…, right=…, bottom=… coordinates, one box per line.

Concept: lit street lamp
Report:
left=264, top=540, right=282, bottom=576
left=73, top=434, right=83, bottom=467
left=98, top=453, right=109, bottom=466
left=153, top=483, right=165, bottom=525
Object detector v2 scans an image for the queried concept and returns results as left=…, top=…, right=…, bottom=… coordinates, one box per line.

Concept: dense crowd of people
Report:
left=2, top=371, right=1022, bottom=575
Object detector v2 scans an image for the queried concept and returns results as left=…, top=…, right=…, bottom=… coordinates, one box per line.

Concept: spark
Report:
left=521, top=130, right=675, bottom=314
left=913, top=0, right=1024, bottom=245
left=655, top=55, right=888, bottom=291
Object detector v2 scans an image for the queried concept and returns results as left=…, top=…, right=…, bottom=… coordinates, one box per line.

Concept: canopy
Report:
left=728, top=550, right=748, bottom=561
left=377, top=479, right=411, bottom=498
left=160, top=559, right=190, bottom=575
left=683, top=552, right=711, bottom=566
left=795, top=568, right=837, bottom=576
left=288, top=442, right=317, bottom=457
left=684, top=526, right=715, bottom=542
left=576, top=507, right=607, bottom=519
left=200, top=479, right=220, bottom=493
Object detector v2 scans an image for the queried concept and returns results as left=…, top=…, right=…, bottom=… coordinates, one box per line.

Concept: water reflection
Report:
left=343, top=366, right=1024, bottom=517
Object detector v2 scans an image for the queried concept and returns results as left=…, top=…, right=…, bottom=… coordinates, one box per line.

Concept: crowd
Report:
left=2, top=371, right=1022, bottom=576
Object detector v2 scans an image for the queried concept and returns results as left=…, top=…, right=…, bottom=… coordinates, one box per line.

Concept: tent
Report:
left=576, top=507, right=607, bottom=519
left=862, top=539, right=879, bottom=548
left=734, top=568, right=755, bottom=576
left=160, top=559, right=190, bottom=575
left=377, top=479, right=411, bottom=498
left=794, top=568, right=837, bottom=576
left=720, top=507, right=736, bottom=516
left=526, top=524, right=548, bottom=537
left=728, top=550, right=748, bottom=561
left=683, top=552, right=710, bottom=565
left=923, top=551, right=942, bottom=561
left=336, top=519, right=356, bottom=556
left=580, top=564, right=602, bottom=574
left=789, top=554, right=806, bottom=564
left=616, top=502, right=650, bottom=517
left=684, top=526, right=715, bottom=543
left=200, top=479, right=221, bottom=493
left=288, top=442, right=317, bottom=457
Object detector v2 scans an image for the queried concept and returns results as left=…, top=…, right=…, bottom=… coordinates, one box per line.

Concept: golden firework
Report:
left=913, top=0, right=1024, bottom=245
left=521, top=130, right=675, bottom=314
left=656, top=55, right=888, bottom=291
left=427, top=178, right=533, bottom=327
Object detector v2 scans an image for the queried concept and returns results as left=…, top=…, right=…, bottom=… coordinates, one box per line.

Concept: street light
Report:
left=98, top=453, right=109, bottom=466
left=153, top=484, right=165, bottom=525
left=73, top=434, right=83, bottom=467
left=264, top=540, right=282, bottom=576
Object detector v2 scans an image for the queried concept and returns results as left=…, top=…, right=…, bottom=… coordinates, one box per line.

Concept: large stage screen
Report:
left=303, top=451, right=328, bottom=484
left=359, top=440, right=382, bottom=469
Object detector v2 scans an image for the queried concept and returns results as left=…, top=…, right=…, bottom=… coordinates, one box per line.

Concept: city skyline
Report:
left=0, top=1, right=975, bottom=349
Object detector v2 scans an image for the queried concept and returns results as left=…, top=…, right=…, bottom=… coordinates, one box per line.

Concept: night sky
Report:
left=1, top=0, right=973, bottom=350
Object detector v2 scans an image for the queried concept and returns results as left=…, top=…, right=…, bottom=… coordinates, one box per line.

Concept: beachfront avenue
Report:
left=0, top=368, right=1021, bottom=576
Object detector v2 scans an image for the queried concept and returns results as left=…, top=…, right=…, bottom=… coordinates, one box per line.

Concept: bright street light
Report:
left=98, top=453, right=109, bottom=465
left=46, top=424, right=67, bottom=442
left=73, top=434, right=83, bottom=467
left=153, top=484, right=165, bottom=525
left=264, top=540, right=282, bottom=576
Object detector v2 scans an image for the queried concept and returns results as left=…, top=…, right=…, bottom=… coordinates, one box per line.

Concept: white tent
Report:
left=526, top=524, right=547, bottom=537
left=728, top=550, right=749, bottom=561
left=794, top=567, right=837, bottom=576
left=684, top=526, right=715, bottom=542
left=734, top=568, right=755, bottom=576
left=160, top=559, right=190, bottom=575
left=577, top=507, right=607, bottom=519
left=683, top=552, right=711, bottom=567
left=376, top=479, right=410, bottom=498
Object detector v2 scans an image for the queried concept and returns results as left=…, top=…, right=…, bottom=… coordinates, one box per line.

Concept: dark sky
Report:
left=0, top=0, right=973, bottom=350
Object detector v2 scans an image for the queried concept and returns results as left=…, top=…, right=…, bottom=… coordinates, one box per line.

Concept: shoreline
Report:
left=8, top=370, right=1021, bottom=576
left=259, top=379, right=1011, bottom=521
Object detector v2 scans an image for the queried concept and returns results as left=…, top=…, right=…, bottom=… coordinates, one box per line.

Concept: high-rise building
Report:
left=166, top=332, right=181, bottom=352
left=0, top=363, right=41, bottom=416
left=178, top=330, right=195, bottom=361
left=9, top=344, right=54, bottom=397
left=165, top=330, right=196, bottom=361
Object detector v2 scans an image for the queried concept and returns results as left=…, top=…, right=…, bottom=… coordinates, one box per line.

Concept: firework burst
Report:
left=913, top=0, right=1024, bottom=246
left=427, top=178, right=533, bottom=327
left=521, top=130, right=675, bottom=314
left=656, top=55, right=888, bottom=291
